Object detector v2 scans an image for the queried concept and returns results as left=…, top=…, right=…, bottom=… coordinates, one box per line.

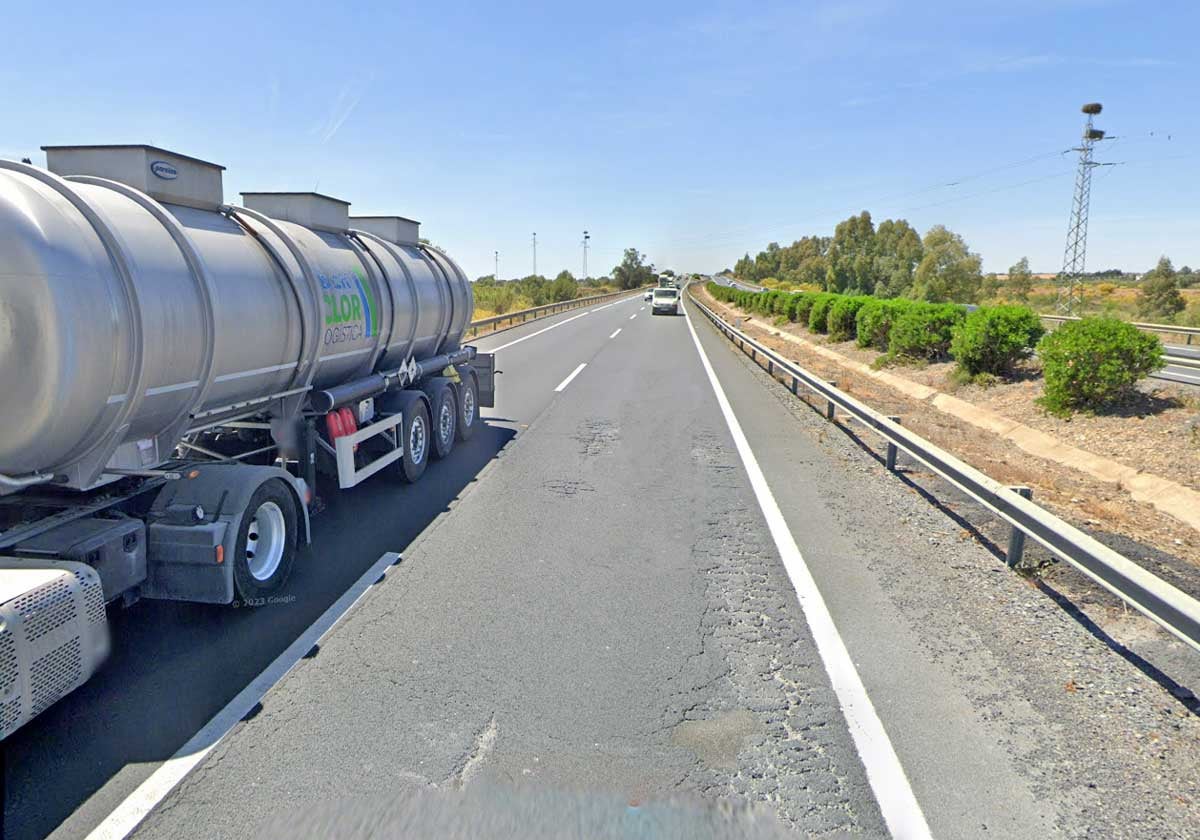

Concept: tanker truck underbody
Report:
left=0, top=146, right=495, bottom=739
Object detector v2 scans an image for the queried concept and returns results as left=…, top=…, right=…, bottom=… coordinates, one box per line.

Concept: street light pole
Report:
left=494, top=250, right=499, bottom=281
left=532, top=232, right=537, bottom=278
left=582, top=230, right=590, bottom=280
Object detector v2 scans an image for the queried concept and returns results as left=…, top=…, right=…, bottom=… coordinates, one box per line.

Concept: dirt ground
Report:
left=697, top=287, right=1200, bottom=573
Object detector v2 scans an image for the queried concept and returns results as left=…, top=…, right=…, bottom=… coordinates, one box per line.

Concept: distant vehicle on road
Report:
left=644, top=290, right=653, bottom=301
left=652, top=287, right=681, bottom=315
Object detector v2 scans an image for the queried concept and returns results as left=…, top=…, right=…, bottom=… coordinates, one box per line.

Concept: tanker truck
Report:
left=0, top=145, right=496, bottom=739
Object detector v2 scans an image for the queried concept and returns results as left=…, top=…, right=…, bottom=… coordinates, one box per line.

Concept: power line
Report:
left=659, top=146, right=1068, bottom=249
left=668, top=167, right=1075, bottom=256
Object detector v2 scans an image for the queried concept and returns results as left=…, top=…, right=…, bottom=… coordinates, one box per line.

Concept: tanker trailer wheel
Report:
left=232, top=479, right=298, bottom=600
left=398, top=399, right=431, bottom=483
left=455, top=375, right=479, bottom=442
left=431, top=385, right=457, bottom=460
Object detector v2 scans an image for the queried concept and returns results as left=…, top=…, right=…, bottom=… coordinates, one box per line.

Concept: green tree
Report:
left=779, top=236, right=829, bottom=288
left=1006, top=257, right=1033, bottom=303
left=979, top=273, right=1002, bottom=301
left=734, top=253, right=755, bottom=282
left=1137, top=256, right=1186, bottom=320
left=549, top=270, right=579, bottom=302
left=825, top=211, right=877, bottom=293
left=871, top=218, right=923, bottom=297
left=910, top=226, right=983, bottom=303
left=755, top=242, right=783, bottom=280
left=613, top=248, right=653, bottom=290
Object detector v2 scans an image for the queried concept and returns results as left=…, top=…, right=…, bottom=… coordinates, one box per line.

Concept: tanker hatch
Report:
left=240, top=191, right=350, bottom=233
left=41, top=144, right=226, bottom=210
left=350, top=215, right=421, bottom=246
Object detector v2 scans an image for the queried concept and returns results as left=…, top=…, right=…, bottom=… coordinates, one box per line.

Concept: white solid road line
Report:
left=490, top=310, right=591, bottom=353
left=683, top=308, right=932, bottom=840
left=553, top=362, right=587, bottom=392
left=609, top=328, right=622, bottom=339
left=86, top=551, right=404, bottom=840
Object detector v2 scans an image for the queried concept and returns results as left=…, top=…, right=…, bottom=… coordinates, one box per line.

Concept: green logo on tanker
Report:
left=320, top=269, right=378, bottom=346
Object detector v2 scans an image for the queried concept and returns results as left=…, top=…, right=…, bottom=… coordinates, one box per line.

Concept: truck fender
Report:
left=418, top=376, right=456, bottom=401
left=157, top=464, right=310, bottom=543
left=143, top=464, right=310, bottom=603
left=374, top=388, right=431, bottom=419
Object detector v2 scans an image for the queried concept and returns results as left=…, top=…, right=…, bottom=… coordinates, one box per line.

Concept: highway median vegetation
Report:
left=1036, top=318, right=1166, bottom=417
left=950, top=306, right=1045, bottom=382
left=699, top=281, right=1200, bottom=581
left=706, top=282, right=1167, bottom=415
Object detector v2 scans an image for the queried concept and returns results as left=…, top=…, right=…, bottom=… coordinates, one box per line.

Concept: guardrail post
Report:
left=885, top=417, right=902, bottom=470
left=825, top=381, right=838, bottom=420
left=1006, top=486, right=1034, bottom=567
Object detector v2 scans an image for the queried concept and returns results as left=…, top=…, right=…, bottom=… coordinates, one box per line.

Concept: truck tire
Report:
left=431, top=385, right=456, bottom=460
left=398, top=399, right=431, bottom=483
left=232, top=479, right=298, bottom=600
left=456, top=375, right=479, bottom=442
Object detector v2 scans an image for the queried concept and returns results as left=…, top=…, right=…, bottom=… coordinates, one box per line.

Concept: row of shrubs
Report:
left=706, top=282, right=1165, bottom=416
left=708, top=283, right=1022, bottom=367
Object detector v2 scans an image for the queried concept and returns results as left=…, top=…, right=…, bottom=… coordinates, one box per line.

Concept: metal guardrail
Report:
left=689, top=290, right=1200, bottom=654
left=467, top=288, right=646, bottom=338
left=1040, top=313, right=1200, bottom=346
left=1039, top=315, right=1200, bottom=385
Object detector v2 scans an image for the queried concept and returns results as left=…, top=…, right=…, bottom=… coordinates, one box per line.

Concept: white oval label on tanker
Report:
left=150, top=161, right=178, bottom=180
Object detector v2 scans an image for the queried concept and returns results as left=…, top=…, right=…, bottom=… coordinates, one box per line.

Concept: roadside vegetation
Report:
left=472, top=271, right=614, bottom=319
left=472, top=246, right=660, bottom=320
left=1036, top=319, right=1165, bottom=417
left=708, top=282, right=1167, bottom=416
left=727, top=211, right=1200, bottom=327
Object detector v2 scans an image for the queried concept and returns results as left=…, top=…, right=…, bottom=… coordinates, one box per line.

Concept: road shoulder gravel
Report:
left=691, top=298, right=1200, bottom=839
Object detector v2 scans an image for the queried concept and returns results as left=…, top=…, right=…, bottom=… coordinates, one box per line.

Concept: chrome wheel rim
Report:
left=409, top=413, right=428, bottom=464
left=439, top=400, right=454, bottom=445
left=462, top=388, right=476, bottom=427
left=245, top=501, right=286, bottom=582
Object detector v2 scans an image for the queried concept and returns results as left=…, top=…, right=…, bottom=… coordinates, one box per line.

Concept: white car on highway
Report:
left=651, top=287, right=681, bottom=315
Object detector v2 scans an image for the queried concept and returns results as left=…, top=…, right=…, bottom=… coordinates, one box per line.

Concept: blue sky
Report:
left=3, top=0, right=1195, bottom=279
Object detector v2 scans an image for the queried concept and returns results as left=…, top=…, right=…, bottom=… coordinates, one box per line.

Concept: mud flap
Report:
left=472, top=353, right=497, bottom=408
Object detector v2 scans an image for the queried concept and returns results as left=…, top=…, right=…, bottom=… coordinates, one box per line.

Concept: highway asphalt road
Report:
left=1, top=297, right=636, bottom=840
left=7, top=288, right=1198, bottom=839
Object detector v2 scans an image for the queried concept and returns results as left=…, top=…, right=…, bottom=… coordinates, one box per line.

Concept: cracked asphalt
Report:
left=132, top=295, right=886, bottom=838
left=16, top=290, right=1200, bottom=839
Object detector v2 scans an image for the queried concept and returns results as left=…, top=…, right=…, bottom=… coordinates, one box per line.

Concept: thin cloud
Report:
left=314, top=77, right=373, bottom=144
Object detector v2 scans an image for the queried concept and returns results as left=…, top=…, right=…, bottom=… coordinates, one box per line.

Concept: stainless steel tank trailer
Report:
left=0, top=145, right=495, bottom=738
